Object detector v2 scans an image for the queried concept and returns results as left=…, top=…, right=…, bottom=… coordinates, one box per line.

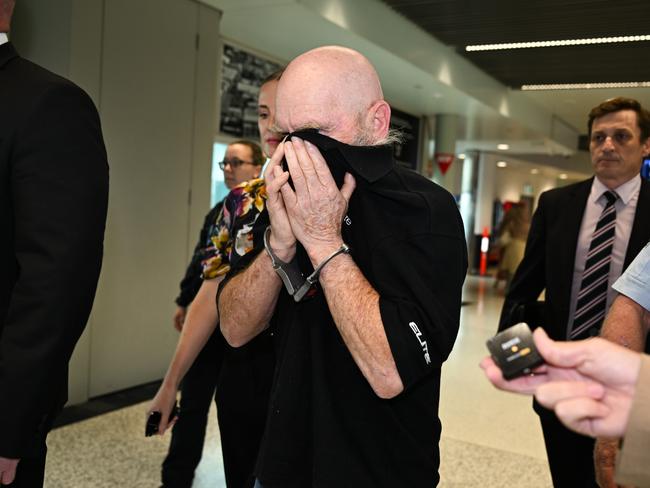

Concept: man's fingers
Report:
left=535, top=380, right=605, bottom=409
left=266, top=166, right=290, bottom=207
left=480, top=355, right=548, bottom=394
left=284, top=140, right=307, bottom=200
left=552, top=397, right=611, bottom=437
left=267, top=166, right=290, bottom=194
left=265, top=140, right=286, bottom=181
left=279, top=171, right=298, bottom=208
left=1, top=470, right=15, bottom=485
left=533, top=328, right=590, bottom=369
left=290, top=138, right=322, bottom=190
left=304, top=139, right=337, bottom=188
left=0, top=459, right=19, bottom=485
left=533, top=328, right=641, bottom=385
left=341, top=173, right=356, bottom=203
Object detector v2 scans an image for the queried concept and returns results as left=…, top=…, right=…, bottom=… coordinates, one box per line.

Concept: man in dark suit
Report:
left=0, top=1, right=109, bottom=485
left=499, top=97, right=650, bottom=487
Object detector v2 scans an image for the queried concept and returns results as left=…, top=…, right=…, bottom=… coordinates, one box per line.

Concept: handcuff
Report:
left=263, top=226, right=350, bottom=302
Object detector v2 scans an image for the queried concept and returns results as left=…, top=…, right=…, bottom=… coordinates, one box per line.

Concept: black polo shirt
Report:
left=220, top=134, right=467, bottom=487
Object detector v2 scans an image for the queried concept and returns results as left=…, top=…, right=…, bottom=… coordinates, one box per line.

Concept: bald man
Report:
left=218, top=46, right=467, bottom=487
left=1, top=1, right=108, bottom=486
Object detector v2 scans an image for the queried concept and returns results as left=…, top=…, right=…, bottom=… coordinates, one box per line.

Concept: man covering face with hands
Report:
left=218, top=46, right=467, bottom=487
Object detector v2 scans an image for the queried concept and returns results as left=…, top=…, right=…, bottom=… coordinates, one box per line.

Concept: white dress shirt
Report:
left=0, top=33, right=8, bottom=46
left=567, top=175, right=641, bottom=337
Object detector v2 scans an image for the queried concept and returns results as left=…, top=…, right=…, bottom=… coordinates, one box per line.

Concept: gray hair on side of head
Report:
left=375, top=128, right=404, bottom=146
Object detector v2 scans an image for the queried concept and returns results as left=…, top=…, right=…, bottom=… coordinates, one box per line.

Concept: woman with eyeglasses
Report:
left=219, top=141, right=265, bottom=190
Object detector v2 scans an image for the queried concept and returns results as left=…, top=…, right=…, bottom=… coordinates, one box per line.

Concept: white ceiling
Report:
left=522, top=88, right=650, bottom=133
left=200, top=0, right=646, bottom=170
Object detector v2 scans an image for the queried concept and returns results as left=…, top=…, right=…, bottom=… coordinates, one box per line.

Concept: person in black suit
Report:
left=499, top=97, right=650, bottom=487
left=0, top=2, right=109, bottom=486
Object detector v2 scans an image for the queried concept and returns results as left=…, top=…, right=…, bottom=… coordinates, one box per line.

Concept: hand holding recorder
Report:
left=481, top=326, right=641, bottom=438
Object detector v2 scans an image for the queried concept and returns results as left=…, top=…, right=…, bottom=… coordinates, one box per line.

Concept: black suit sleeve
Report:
left=498, top=192, right=548, bottom=331
left=0, top=82, right=108, bottom=458
left=175, top=201, right=223, bottom=307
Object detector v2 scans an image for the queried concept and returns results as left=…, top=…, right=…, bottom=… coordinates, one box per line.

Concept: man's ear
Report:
left=642, top=137, right=650, bottom=158
left=369, top=100, right=391, bottom=141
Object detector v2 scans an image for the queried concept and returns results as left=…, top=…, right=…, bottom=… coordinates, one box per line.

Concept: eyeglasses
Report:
left=218, top=158, right=256, bottom=170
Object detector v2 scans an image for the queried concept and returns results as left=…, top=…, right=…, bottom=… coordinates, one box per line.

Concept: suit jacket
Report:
left=0, top=42, right=109, bottom=458
left=499, top=176, right=650, bottom=342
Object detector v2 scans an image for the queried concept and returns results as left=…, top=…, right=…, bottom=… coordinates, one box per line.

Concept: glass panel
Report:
left=211, top=142, right=229, bottom=206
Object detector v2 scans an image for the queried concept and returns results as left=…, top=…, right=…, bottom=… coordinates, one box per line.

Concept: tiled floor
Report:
left=44, top=276, right=552, bottom=487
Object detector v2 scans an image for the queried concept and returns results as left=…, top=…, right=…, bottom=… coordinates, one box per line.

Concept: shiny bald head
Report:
left=275, top=46, right=391, bottom=146
left=0, top=0, right=15, bottom=33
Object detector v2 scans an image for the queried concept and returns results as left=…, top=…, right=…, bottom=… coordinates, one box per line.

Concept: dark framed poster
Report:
left=220, top=44, right=282, bottom=139
left=390, top=108, right=420, bottom=171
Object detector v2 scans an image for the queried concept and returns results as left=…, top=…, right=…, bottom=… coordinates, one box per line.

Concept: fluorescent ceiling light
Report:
left=559, top=173, right=568, bottom=180
left=496, top=161, right=508, bottom=168
left=466, top=34, right=650, bottom=52
left=497, top=143, right=509, bottom=150
left=522, top=82, right=650, bottom=91
left=531, top=168, right=539, bottom=174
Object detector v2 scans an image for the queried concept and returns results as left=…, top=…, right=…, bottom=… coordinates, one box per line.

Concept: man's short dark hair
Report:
left=231, top=139, right=265, bottom=166
left=262, top=68, right=284, bottom=86
left=588, top=97, right=650, bottom=141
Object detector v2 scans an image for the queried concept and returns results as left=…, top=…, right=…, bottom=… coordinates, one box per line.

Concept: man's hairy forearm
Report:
left=219, top=251, right=282, bottom=347
left=600, top=294, right=647, bottom=351
left=318, top=254, right=404, bottom=399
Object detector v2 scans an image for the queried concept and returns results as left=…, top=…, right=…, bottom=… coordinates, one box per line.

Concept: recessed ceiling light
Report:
left=522, top=82, right=650, bottom=91
left=531, top=168, right=539, bottom=174
left=559, top=173, right=568, bottom=180
left=497, top=161, right=508, bottom=168
left=458, top=153, right=466, bottom=159
left=466, top=34, right=650, bottom=52
left=497, top=144, right=509, bottom=150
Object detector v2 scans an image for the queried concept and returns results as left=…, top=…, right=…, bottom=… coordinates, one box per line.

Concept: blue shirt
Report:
left=613, top=241, right=650, bottom=311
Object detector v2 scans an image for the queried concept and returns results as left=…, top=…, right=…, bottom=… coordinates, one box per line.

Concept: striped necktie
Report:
left=570, top=190, right=619, bottom=340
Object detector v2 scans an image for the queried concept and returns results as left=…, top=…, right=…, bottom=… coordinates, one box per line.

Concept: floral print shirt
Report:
left=201, top=178, right=267, bottom=279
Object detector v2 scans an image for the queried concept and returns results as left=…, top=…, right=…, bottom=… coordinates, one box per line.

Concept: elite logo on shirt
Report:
left=409, top=321, right=431, bottom=365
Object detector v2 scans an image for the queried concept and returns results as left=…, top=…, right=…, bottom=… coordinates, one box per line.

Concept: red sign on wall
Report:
left=434, top=152, right=454, bottom=175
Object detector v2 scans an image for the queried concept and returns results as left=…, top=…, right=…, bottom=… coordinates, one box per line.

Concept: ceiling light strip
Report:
left=521, top=82, right=650, bottom=91
left=466, top=35, right=650, bottom=52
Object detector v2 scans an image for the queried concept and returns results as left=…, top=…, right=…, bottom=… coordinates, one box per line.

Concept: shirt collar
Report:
left=0, top=33, right=8, bottom=46
left=592, top=174, right=641, bottom=205
left=288, top=130, right=394, bottom=183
